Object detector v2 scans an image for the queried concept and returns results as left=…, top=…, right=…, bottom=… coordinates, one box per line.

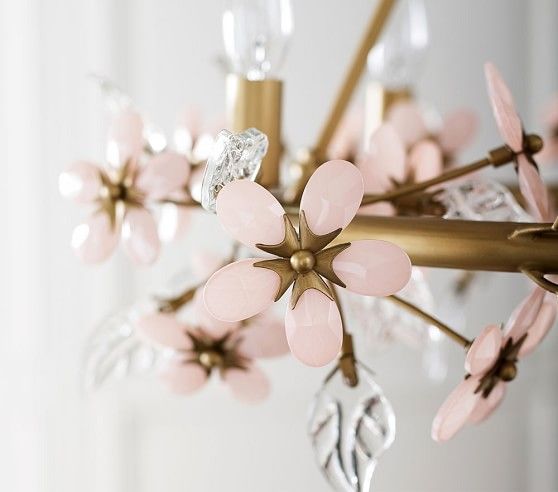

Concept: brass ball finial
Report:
left=498, top=360, right=517, bottom=382
left=525, top=134, right=543, bottom=154
left=199, top=350, right=224, bottom=369
left=290, top=250, right=316, bottom=274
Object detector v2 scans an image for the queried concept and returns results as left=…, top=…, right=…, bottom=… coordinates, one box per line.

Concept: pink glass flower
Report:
left=357, top=123, right=444, bottom=216
left=432, top=287, right=557, bottom=442
left=387, top=101, right=477, bottom=167
left=485, top=62, right=552, bottom=222
left=135, top=288, right=288, bottom=403
left=60, top=109, right=190, bottom=264
left=203, top=160, right=412, bottom=367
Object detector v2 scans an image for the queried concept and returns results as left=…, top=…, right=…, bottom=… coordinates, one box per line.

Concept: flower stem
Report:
left=387, top=295, right=472, bottom=349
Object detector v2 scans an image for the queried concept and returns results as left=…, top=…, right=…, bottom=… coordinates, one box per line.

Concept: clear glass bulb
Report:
left=223, top=0, right=294, bottom=81
left=367, top=0, right=429, bottom=89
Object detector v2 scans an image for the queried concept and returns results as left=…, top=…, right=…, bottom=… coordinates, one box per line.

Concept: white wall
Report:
left=2, top=0, right=557, bottom=491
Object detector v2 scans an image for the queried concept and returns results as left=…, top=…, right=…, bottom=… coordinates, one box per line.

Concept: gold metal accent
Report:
left=226, top=74, right=283, bottom=188
left=314, top=244, right=350, bottom=287
left=291, top=270, right=333, bottom=309
left=387, top=295, right=472, bottom=348
left=157, top=285, right=198, bottom=313
left=199, top=350, right=224, bottom=370
left=253, top=258, right=296, bottom=301
left=364, top=83, right=412, bottom=140
left=338, top=333, right=358, bottom=388
left=299, top=210, right=342, bottom=252
left=497, top=361, right=517, bottom=382
left=520, top=268, right=558, bottom=295
left=290, top=250, right=316, bottom=274
left=328, top=214, right=558, bottom=274
left=256, top=214, right=300, bottom=257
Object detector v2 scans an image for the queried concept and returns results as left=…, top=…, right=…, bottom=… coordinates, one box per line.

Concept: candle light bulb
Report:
left=367, top=0, right=429, bottom=89
left=223, top=0, right=294, bottom=81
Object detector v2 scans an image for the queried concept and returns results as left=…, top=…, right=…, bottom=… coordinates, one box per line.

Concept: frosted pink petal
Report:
left=328, top=110, right=363, bottom=160
left=301, top=160, right=364, bottom=236
left=107, top=108, right=144, bottom=166
left=387, top=101, right=428, bottom=145
left=504, top=287, right=546, bottom=342
left=136, top=152, right=190, bottom=200
left=408, top=140, right=443, bottom=183
left=237, top=311, right=290, bottom=359
left=485, top=62, right=523, bottom=152
left=203, top=259, right=280, bottom=322
left=469, top=382, right=506, bottom=424
left=71, top=212, right=119, bottom=263
left=285, top=289, right=343, bottom=367
left=358, top=202, right=396, bottom=217
left=464, top=324, right=502, bottom=376
left=216, top=180, right=286, bottom=248
left=438, top=109, right=478, bottom=154
left=332, top=240, right=411, bottom=296
left=160, top=361, right=207, bottom=394
left=157, top=203, right=192, bottom=243
left=431, top=376, right=481, bottom=443
left=519, top=297, right=557, bottom=357
left=517, top=154, right=551, bottom=222
left=358, top=124, right=406, bottom=193
left=193, top=288, right=240, bottom=338
left=121, top=207, right=160, bottom=265
left=223, top=365, right=270, bottom=403
left=59, top=161, right=102, bottom=203
left=135, top=313, right=192, bottom=350
left=191, top=250, right=225, bottom=280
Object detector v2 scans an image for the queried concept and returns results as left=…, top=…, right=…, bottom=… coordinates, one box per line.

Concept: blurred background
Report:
left=1, top=0, right=558, bottom=491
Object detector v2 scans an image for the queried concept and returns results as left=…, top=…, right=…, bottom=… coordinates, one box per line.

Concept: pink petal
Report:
left=464, top=324, right=502, bottom=376
left=387, top=101, right=428, bottom=146
left=408, top=140, right=443, bottom=183
left=431, top=376, right=481, bottom=443
left=157, top=203, right=192, bottom=243
left=193, top=288, right=240, bottom=338
left=135, top=313, right=192, bottom=350
left=135, top=152, right=190, bottom=200
left=191, top=250, right=226, bottom=280
left=71, top=212, right=119, bottom=263
left=358, top=202, right=396, bottom=217
left=517, top=154, right=551, bottom=222
left=332, top=240, right=411, bottom=296
left=59, top=161, right=102, bottom=203
left=160, top=361, right=207, bottom=395
left=328, top=110, right=363, bottom=160
left=484, top=62, right=523, bottom=152
left=107, top=108, right=144, bottom=166
left=121, top=207, right=160, bottom=265
left=358, top=123, right=406, bottom=193
left=519, top=296, right=557, bottom=357
left=504, top=287, right=546, bottom=342
left=468, top=382, right=506, bottom=424
left=237, top=311, right=290, bottom=359
left=203, top=259, right=280, bottom=322
left=216, top=180, right=286, bottom=249
left=300, top=160, right=364, bottom=236
left=285, top=289, right=343, bottom=367
left=223, top=365, right=270, bottom=403
left=438, top=109, right=478, bottom=154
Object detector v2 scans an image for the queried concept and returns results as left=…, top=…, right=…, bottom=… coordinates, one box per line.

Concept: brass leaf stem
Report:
left=387, top=295, right=471, bottom=349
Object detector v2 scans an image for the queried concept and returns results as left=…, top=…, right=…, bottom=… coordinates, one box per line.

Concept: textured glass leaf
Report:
left=308, top=365, right=395, bottom=491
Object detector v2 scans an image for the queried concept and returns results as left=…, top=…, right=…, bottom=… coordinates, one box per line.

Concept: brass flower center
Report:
left=290, top=250, right=316, bottom=274
left=199, top=350, right=224, bottom=369
left=497, top=360, right=517, bottom=382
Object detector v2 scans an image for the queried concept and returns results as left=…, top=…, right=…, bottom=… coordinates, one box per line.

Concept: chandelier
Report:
left=58, top=0, right=558, bottom=490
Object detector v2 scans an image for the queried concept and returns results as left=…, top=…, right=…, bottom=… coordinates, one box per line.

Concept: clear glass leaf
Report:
left=308, top=364, right=395, bottom=492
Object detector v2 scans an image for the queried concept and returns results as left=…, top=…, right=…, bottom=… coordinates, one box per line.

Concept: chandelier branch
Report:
left=387, top=295, right=471, bottom=349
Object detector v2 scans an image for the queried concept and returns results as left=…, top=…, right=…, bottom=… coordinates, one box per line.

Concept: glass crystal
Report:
left=441, top=178, right=532, bottom=221
left=367, top=0, right=429, bottom=89
left=308, top=364, right=395, bottom=491
left=223, top=0, right=294, bottom=80
left=201, top=128, right=268, bottom=213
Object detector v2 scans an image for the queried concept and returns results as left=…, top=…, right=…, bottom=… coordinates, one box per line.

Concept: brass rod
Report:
left=324, top=215, right=558, bottom=273
left=313, top=0, right=396, bottom=159
left=361, top=157, right=492, bottom=205
left=388, top=295, right=471, bottom=348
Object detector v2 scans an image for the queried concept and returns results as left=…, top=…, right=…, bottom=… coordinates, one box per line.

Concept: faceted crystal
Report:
left=201, top=128, right=268, bottom=213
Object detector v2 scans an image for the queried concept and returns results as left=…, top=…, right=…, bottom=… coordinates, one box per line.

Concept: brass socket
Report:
left=364, top=83, right=412, bottom=142
left=226, top=74, right=283, bottom=188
